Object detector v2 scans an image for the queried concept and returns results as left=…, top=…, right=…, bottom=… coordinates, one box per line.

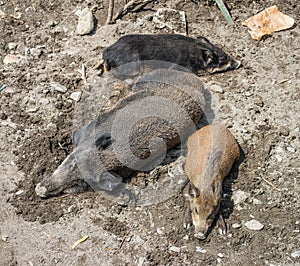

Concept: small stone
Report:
left=291, top=250, right=300, bottom=258
left=156, top=228, right=163, bottom=235
left=183, top=235, right=189, bottom=240
left=209, top=84, right=224, bottom=94
left=195, top=246, right=207, bottom=253
left=232, top=190, right=250, bottom=205
left=26, top=107, right=39, bottom=113
left=76, top=8, right=94, bottom=35
left=1, top=235, right=8, bottom=242
left=287, top=147, right=295, bottom=153
left=47, top=20, right=57, bottom=27
left=50, top=82, right=68, bottom=93
left=169, top=246, right=180, bottom=253
left=252, top=198, right=262, bottom=205
left=275, top=154, right=282, bottom=162
left=39, top=98, right=50, bottom=105
left=275, top=146, right=283, bottom=153
left=3, top=54, right=19, bottom=64
left=46, top=122, right=57, bottom=130
left=217, top=253, right=224, bottom=258
left=8, top=42, right=17, bottom=50
left=244, top=219, right=264, bottom=231
left=232, top=223, right=242, bottom=229
left=279, top=126, right=289, bottom=136
left=15, top=190, right=24, bottom=195
left=30, top=48, right=42, bottom=58
left=70, top=91, right=82, bottom=102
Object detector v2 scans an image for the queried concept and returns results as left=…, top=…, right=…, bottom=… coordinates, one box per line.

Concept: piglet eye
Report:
left=194, top=208, right=198, bottom=214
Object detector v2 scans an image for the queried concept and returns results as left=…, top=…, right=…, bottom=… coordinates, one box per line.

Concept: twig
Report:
left=261, top=177, right=281, bottom=191
left=105, top=0, right=115, bottom=25
left=112, top=0, right=153, bottom=23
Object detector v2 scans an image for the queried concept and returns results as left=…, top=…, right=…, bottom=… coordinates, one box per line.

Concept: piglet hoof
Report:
left=184, top=207, right=193, bottom=230
left=216, top=215, right=227, bottom=235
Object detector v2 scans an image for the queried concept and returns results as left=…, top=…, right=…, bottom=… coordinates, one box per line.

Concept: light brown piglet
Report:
left=184, top=123, right=240, bottom=240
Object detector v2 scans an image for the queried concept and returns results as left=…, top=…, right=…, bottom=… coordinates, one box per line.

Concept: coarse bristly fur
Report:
left=35, top=69, right=206, bottom=198
left=102, top=34, right=241, bottom=76
left=184, top=123, right=240, bottom=240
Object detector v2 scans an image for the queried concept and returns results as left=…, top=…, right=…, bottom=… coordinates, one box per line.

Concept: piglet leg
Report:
left=184, top=206, right=193, bottom=230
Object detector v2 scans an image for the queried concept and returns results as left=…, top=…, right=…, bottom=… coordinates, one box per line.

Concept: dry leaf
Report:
left=242, top=5, right=295, bottom=41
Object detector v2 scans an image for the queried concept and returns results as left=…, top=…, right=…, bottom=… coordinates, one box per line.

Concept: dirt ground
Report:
left=0, top=0, right=299, bottom=265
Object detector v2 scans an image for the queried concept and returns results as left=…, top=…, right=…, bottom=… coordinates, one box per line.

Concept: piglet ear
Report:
left=188, top=182, right=200, bottom=198
left=203, top=49, right=213, bottom=66
left=95, top=132, right=112, bottom=150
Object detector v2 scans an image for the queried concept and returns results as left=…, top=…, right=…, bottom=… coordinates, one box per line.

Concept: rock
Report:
left=156, top=228, right=164, bottom=235
left=287, top=146, right=295, bottom=153
left=195, top=246, right=207, bottom=253
left=275, top=154, right=282, bottom=162
left=183, top=235, right=189, bottom=240
left=76, top=8, right=94, bottom=35
left=26, top=107, right=39, bottom=113
left=169, top=246, right=180, bottom=253
left=279, top=126, right=289, bottom=136
left=70, top=91, right=82, bottom=102
left=153, top=8, right=186, bottom=35
left=244, top=219, right=264, bottom=231
left=50, top=82, right=68, bottom=93
left=232, top=223, right=242, bottom=229
left=8, top=42, right=17, bottom=50
left=15, top=190, right=24, bottom=195
left=291, top=250, right=300, bottom=258
left=252, top=198, right=262, bottom=205
left=275, top=146, right=283, bottom=153
left=39, top=98, right=50, bottom=105
left=3, top=54, right=19, bottom=64
left=209, top=84, right=224, bottom=94
left=30, top=48, right=42, bottom=58
left=232, top=190, right=250, bottom=205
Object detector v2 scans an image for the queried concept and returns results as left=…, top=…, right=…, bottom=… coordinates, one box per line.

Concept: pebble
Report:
left=26, top=107, right=39, bottom=113
left=252, top=198, right=262, bottom=205
left=209, top=84, right=224, bottom=94
left=232, top=190, right=250, bottom=205
left=70, top=91, right=82, bottom=102
left=279, top=126, right=289, bottom=136
left=39, top=98, right=50, bottom=105
left=275, top=146, right=283, bottom=153
left=195, top=246, right=207, bottom=253
left=3, top=54, right=19, bottom=64
left=275, top=154, right=283, bottom=162
left=30, top=48, right=42, bottom=58
left=76, top=8, right=94, bottom=35
left=291, top=250, right=300, bottom=258
left=169, top=246, right=180, bottom=253
left=217, top=253, right=224, bottom=258
left=244, top=219, right=264, bottom=231
left=15, top=190, right=24, bottom=195
left=232, top=223, right=242, bottom=229
left=183, top=235, right=189, bottom=240
left=287, top=147, right=295, bottom=153
left=156, top=228, right=164, bottom=235
left=8, top=42, right=17, bottom=50
left=50, top=82, right=68, bottom=93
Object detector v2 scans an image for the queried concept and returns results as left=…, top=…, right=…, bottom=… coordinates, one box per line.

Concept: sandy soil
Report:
left=0, top=0, right=299, bottom=265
